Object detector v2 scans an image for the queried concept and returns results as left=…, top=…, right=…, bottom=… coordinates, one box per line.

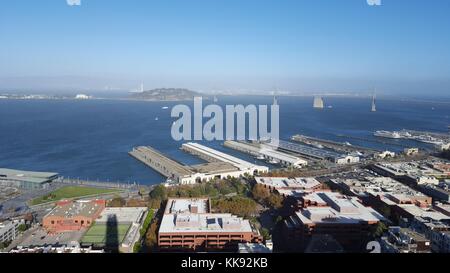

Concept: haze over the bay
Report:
left=1, top=1, right=450, bottom=97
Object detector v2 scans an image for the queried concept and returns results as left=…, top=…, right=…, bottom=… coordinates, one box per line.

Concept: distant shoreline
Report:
left=2, top=93, right=450, bottom=104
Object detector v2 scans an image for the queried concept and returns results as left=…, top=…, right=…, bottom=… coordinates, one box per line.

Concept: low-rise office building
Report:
left=329, top=176, right=432, bottom=221
left=283, top=191, right=385, bottom=252
left=254, top=176, right=322, bottom=198
left=158, top=198, right=262, bottom=251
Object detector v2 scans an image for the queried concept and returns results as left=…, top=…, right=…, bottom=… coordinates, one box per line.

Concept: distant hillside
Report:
left=130, top=88, right=203, bottom=101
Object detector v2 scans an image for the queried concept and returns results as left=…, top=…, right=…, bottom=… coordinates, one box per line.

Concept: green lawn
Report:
left=81, top=223, right=131, bottom=246
left=30, top=186, right=120, bottom=205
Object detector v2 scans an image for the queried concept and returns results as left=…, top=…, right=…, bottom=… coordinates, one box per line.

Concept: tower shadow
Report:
left=105, top=214, right=119, bottom=253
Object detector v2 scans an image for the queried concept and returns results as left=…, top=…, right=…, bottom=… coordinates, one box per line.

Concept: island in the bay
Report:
left=130, top=88, right=204, bottom=101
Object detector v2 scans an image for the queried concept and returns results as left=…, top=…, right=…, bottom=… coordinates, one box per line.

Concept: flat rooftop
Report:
left=131, top=146, right=194, bottom=176
left=268, top=140, right=342, bottom=160
left=259, top=148, right=307, bottom=164
left=296, top=191, right=386, bottom=225
left=331, top=176, right=429, bottom=202
left=165, top=198, right=210, bottom=214
left=238, top=243, right=272, bottom=253
left=398, top=204, right=450, bottom=221
left=182, top=142, right=259, bottom=170
left=96, top=207, right=147, bottom=224
left=0, top=168, right=58, bottom=184
left=255, top=177, right=321, bottom=190
left=159, top=213, right=253, bottom=234
left=190, top=162, right=239, bottom=174
left=46, top=200, right=104, bottom=219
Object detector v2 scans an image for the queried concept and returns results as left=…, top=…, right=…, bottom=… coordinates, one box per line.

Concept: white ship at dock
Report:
left=374, top=129, right=450, bottom=150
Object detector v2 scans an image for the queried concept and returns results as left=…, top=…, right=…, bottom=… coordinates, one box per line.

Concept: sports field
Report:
left=81, top=223, right=131, bottom=246
left=30, top=186, right=120, bottom=205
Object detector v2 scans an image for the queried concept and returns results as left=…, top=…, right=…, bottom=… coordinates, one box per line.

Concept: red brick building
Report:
left=283, top=191, right=386, bottom=252
left=43, top=199, right=106, bottom=233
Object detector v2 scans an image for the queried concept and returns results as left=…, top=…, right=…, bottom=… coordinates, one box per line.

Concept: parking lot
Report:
left=17, top=228, right=86, bottom=248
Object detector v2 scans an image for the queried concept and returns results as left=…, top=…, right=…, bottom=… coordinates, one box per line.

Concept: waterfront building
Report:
left=224, top=140, right=308, bottom=168
left=130, top=144, right=268, bottom=185
left=0, top=168, right=59, bottom=190
left=267, top=140, right=359, bottom=164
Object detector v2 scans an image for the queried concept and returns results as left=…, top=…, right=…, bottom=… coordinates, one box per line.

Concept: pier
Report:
left=291, top=135, right=381, bottom=155
left=130, top=143, right=268, bottom=185
left=129, top=146, right=194, bottom=181
left=223, top=140, right=308, bottom=168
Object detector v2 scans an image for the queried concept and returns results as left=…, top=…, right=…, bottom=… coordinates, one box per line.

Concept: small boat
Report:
left=256, top=155, right=265, bottom=160
left=155, top=117, right=159, bottom=121
left=162, top=106, right=169, bottom=110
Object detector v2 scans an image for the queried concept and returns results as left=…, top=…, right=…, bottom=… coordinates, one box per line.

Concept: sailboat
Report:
left=371, top=94, right=377, bottom=112
left=313, top=96, right=324, bottom=109
left=213, top=95, right=218, bottom=103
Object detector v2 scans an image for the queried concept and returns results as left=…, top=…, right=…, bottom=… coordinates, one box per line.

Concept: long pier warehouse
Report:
left=265, top=140, right=360, bottom=165
left=223, top=140, right=308, bottom=168
left=130, top=143, right=268, bottom=185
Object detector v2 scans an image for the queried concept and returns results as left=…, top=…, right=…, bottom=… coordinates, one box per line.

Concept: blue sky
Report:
left=1, top=0, right=450, bottom=95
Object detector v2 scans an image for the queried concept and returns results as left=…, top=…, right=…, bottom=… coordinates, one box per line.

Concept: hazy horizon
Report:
left=1, top=0, right=450, bottom=96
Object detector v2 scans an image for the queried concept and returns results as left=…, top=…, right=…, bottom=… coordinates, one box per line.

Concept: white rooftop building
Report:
left=297, top=191, right=386, bottom=225
left=182, top=142, right=268, bottom=174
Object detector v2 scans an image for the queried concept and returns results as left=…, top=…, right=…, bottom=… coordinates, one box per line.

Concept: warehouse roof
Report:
left=0, top=168, right=58, bottom=184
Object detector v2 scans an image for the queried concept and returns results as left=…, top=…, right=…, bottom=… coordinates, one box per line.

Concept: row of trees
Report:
left=251, top=184, right=284, bottom=209
left=212, top=197, right=258, bottom=218
left=147, top=178, right=251, bottom=209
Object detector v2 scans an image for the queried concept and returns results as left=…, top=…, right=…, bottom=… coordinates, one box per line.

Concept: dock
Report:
left=223, top=140, right=308, bottom=168
left=129, top=146, right=194, bottom=180
left=291, top=135, right=381, bottom=155
left=130, top=144, right=268, bottom=185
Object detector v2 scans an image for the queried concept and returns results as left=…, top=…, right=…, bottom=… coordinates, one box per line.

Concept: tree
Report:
left=267, top=194, right=283, bottom=209
left=150, top=185, right=167, bottom=200
left=133, top=243, right=142, bottom=253
left=213, top=197, right=258, bottom=218
left=260, top=228, right=271, bottom=241
left=145, top=222, right=159, bottom=249
left=252, top=184, right=270, bottom=203
left=18, top=224, right=27, bottom=232
left=140, top=210, right=154, bottom=237
left=109, top=196, right=126, bottom=207
left=0, top=241, right=11, bottom=250
left=371, top=222, right=388, bottom=238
